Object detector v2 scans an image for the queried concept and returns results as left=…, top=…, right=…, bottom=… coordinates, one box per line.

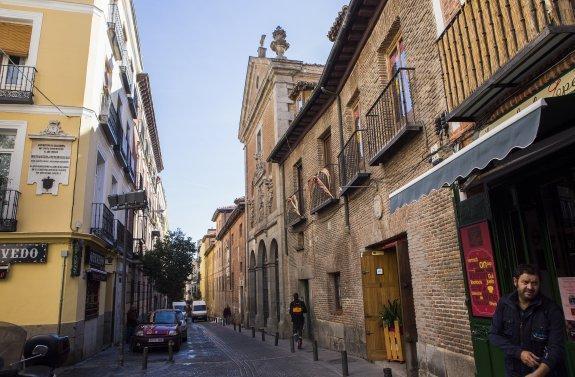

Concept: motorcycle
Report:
left=0, top=322, right=69, bottom=377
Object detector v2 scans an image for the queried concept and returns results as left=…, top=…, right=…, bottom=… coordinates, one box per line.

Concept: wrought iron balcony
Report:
left=310, top=163, right=339, bottom=214
left=365, top=68, right=420, bottom=166
left=127, top=91, right=138, bottom=119
left=91, top=203, right=114, bottom=245
left=438, top=0, right=575, bottom=120
left=0, top=65, right=36, bottom=104
left=99, top=94, right=122, bottom=147
left=125, top=228, right=134, bottom=259
left=115, top=219, right=126, bottom=252
left=0, top=189, right=20, bottom=232
left=107, top=3, right=126, bottom=61
left=120, top=54, right=133, bottom=94
left=338, top=130, right=370, bottom=196
left=285, top=188, right=306, bottom=227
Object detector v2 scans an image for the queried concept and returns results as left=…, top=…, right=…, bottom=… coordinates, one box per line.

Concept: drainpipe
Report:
left=321, top=87, right=350, bottom=233
left=57, top=248, right=68, bottom=335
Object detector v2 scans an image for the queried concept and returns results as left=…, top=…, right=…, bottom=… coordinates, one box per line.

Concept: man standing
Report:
left=489, top=264, right=566, bottom=376
left=289, top=293, right=308, bottom=349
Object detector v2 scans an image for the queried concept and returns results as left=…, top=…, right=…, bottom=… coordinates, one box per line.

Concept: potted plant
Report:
left=379, top=299, right=404, bottom=362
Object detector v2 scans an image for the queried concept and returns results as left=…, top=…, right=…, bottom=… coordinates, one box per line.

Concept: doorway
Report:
left=298, top=279, right=313, bottom=339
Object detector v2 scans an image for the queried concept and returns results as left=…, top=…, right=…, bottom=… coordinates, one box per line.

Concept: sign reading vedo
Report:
left=0, top=243, right=48, bottom=264
left=460, top=221, right=501, bottom=318
left=27, top=121, right=76, bottom=195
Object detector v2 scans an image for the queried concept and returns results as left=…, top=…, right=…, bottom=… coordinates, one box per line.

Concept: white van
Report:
left=191, top=300, right=207, bottom=322
left=172, top=301, right=187, bottom=317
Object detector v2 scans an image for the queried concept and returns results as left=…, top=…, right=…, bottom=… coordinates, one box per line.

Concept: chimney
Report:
left=258, top=34, right=267, bottom=58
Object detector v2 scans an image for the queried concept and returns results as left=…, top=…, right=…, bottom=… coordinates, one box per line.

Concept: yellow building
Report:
left=199, top=229, right=216, bottom=313
left=0, top=0, right=166, bottom=362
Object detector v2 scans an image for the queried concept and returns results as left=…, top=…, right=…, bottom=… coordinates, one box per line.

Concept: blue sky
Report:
left=134, top=0, right=347, bottom=241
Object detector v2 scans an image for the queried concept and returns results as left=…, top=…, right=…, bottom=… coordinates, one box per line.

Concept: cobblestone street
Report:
left=57, top=322, right=406, bottom=377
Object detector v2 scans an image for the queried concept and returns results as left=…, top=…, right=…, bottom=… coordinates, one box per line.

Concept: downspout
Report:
left=57, top=248, right=68, bottom=335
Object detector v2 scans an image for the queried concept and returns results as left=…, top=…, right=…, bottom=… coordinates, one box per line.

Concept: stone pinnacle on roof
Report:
left=270, top=26, right=289, bottom=59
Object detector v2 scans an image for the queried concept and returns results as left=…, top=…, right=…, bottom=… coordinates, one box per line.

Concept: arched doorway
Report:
left=258, top=240, right=269, bottom=327
left=270, top=239, right=280, bottom=324
left=249, top=250, right=257, bottom=324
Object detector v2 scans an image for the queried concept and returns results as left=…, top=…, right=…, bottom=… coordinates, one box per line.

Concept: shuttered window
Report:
left=0, top=22, right=32, bottom=57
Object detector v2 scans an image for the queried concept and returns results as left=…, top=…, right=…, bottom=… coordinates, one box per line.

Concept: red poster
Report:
left=460, top=221, right=501, bottom=317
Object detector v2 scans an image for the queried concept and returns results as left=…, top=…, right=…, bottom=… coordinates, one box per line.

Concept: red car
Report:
left=131, top=309, right=188, bottom=352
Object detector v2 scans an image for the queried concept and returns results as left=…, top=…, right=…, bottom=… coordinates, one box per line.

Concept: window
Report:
left=85, top=280, right=100, bottom=320
left=329, top=272, right=342, bottom=312
left=321, top=131, right=332, bottom=166
left=0, top=121, right=26, bottom=190
left=388, top=37, right=413, bottom=121
left=296, top=94, right=305, bottom=111
left=256, top=129, right=262, bottom=155
left=0, top=130, right=16, bottom=189
left=352, top=103, right=364, bottom=158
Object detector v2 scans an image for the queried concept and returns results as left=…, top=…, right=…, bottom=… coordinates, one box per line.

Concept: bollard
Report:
left=341, top=350, right=349, bottom=376
left=290, top=335, right=295, bottom=353
left=234, top=323, right=237, bottom=331
left=142, top=347, right=148, bottom=370
left=261, top=329, right=265, bottom=341
left=251, top=326, right=256, bottom=338
left=383, top=367, right=393, bottom=377
left=168, top=341, right=174, bottom=362
left=239, top=323, right=242, bottom=333
left=312, top=341, right=318, bottom=361
left=274, top=332, right=279, bottom=346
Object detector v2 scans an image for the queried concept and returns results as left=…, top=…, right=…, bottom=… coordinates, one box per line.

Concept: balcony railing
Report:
left=285, top=188, right=305, bottom=227
left=0, top=189, right=20, bottom=232
left=338, top=130, right=370, bottom=196
left=100, top=95, right=122, bottom=146
left=438, top=0, right=575, bottom=120
left=365, top=68, right=420, bottom=166
left=91, top=203, right=114, bottom=244
left=115, top=219, right=125, bottom=252
left=127, top=91, right=138, bottom=119
left=0, top=65, right=36, bottom=104
left=107, top=3, right=126, bottom=61
left=310, top=163, right=339, bottom=214
left=120, top=54, right=133, bottom=94
left=125, top=228, right=134, bottom=259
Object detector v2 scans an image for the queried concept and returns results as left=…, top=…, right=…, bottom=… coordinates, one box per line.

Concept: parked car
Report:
left=191, top=300, right=207, bottom=322
left=131, top=309, right=187, bottom=352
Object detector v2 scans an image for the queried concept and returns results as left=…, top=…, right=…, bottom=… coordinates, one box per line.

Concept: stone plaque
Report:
left=27, top=121, right=75, bottom=195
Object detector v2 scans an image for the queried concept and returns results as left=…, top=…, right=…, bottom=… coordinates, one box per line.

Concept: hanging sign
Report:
left=0, top=265, right=9, bottom=279
left=70, top=239, right=83, bottom=277
left=85, top=247, right=106, bottom=271
left=0, top=243, right=48, bottom=264
left=460, top=221, right=501, bottom=317
left=558, top=277, right=575, bottom=341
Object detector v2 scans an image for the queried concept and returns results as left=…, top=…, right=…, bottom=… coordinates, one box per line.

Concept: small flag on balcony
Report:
left=287, top=194, right=301, bottom=216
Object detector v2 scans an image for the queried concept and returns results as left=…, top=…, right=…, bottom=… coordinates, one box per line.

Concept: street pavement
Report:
left=57, top=321, right=406, bottom=376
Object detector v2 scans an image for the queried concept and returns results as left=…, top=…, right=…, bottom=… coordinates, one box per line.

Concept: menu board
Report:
left=460, top=221, right=501, bottom=317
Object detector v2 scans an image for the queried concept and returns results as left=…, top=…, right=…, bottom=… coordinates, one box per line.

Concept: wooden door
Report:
left=361, top=250, right=400, bottom=360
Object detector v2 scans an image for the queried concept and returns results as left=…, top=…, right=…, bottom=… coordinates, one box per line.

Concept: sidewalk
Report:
left=212, top=321, right=407, bottom=377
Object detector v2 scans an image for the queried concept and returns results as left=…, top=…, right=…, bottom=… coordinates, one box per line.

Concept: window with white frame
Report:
left=0, top=121, right=26, bottom=190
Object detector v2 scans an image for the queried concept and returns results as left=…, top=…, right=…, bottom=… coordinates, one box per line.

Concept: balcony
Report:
left=127, top=91, right=138, bottom=119
left=120, top=54, right=133, bottom=94
left=99, top=94, right=122, bottom=146
left=0, top=65, right=36, bottom=104
left=90, top=203, right=114, bottom=245
left=310, top=163, right=339, bottom=214
left=107, top=3, right=126, bottom=61
left=438, top=0, right=575, bottom=121
left=285, top=188, right=306, bottom=227
left=0, top=189, right=20, bottom=232
left=114, top=220, right=134, bottom=259
left=338, top=130, right=370, bottom=196
left=365, top=68, right=420, bottom=166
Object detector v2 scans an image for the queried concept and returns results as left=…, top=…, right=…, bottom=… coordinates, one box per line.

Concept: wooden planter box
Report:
left=383, top=320, right=404, bottom=362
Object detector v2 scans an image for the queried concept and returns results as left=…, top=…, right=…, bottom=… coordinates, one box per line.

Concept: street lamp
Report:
left=108, top=190, right=147, bottom=367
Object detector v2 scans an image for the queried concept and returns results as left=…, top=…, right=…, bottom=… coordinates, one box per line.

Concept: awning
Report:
left=389, top=93, right=575, bottom=212
left=86, top=267, right=108, bottom=281
left=0, top=22, right=32, bottom=57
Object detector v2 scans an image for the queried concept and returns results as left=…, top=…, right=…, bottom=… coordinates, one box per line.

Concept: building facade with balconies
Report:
left=0, top=0, right=168, bottom=363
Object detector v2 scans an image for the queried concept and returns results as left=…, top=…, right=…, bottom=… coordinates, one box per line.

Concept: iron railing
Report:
left=107, top=3, right=126, bottom=60
left=115, top=219, right=126, bottom=253
left=285, top=188, right=305, bottom=226
left=125, top=228, right=134, bottom=259
left=120, top=53, right=133, bottom=94
left=365, top=67, right=418, bottom=165
left=128, top=91, right=138, bottom=119
left=0, top=189, right=20, bottom=232
left=310, top=163, right=339, bottom=213
left=0, top=65, right=36, bottom=104
left=91, top=203, right=114, bottom=244
left=338, top=129, right=368, bottom=190
left=100, top=96, right=122, bottom=146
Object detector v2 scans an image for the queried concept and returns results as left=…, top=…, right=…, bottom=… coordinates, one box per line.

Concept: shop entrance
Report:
left=361, top=238, right=417, bottom=373
left=460, top=144, right=575, bottom=376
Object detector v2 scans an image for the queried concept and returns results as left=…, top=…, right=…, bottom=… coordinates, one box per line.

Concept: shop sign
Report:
left=85, top=248, right=106, bottom=271
left=0, top=244, right=48, bottom=264
left=70, top=239, right=83, bottom=277
left=558, top=277, right=575, bottom=341
left=460, top=221, right=501, bottom=318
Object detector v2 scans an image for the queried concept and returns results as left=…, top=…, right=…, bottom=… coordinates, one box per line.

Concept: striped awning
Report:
left=0, top=22, right=32, bottom=57
left=389, top=93, right=575, bottom=212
